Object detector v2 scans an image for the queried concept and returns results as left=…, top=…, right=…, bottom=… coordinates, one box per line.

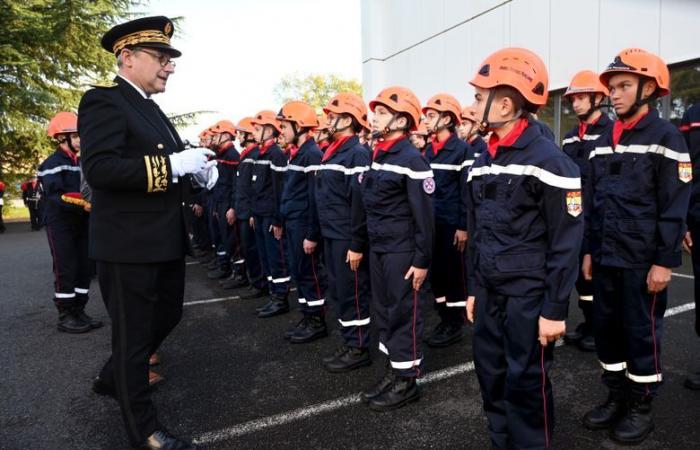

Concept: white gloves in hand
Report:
left=192, top=165, right=219, bottom=190
left=169, top=147, right=216, bottom=177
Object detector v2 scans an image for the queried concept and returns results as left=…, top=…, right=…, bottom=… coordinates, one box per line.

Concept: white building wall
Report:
left=361, top=0, right=700, bottom=105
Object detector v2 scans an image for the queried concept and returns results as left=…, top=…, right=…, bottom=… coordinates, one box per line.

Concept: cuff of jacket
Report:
left=144, top=155, right=170, bottom=193
left=654, top=251, right=682, bottom=269
left=540, top=301, right=568, bottom=321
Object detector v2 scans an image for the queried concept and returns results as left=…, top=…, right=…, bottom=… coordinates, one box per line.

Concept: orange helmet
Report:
left=250, top=110, right=282, bottom=132
left=235, top=117, right=255, bottom=134
left=470, top=47, right=549, bottom=108
left=323, top=92, right=370, bottom=131
left=369, top=86, right=422, bottom=131
left=599, top=48, right=669, bottom=97
left=564, top=70, right=609, bottom=97
left=47, top=112, right=78, bottom=138
left=316, top=114, right=330, bottom=131
left=460, top=105, right=478, bottom=123
left=276, top=101, right=319, bottom=128
left=422, top=93, right=462, bottom=125
left=411, top=122, right=430, bottom=137
left=212, top=119, right=238, bottom=136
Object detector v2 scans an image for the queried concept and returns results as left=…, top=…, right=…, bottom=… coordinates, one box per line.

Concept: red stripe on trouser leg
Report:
left=311, top=252, right=322, bottom=300
left=541, top=344, right=550, bottom=449
left=46, top=225, right=61, bottom=293
left=651, top=293, right=660, bottom=381
left=412, top=289, right=420, bottom=377
left=354, top=270, right=363, bottom=347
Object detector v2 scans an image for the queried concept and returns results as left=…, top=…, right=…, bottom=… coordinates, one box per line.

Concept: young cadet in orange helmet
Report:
left=409, top=122, right=429, bottom=154
left=276, top=101, right=328, bottom=343
left=421, top=93, right=472, bottom=348
left=315, top=114, right=332, bottom=151
left=581, top=49, right=690, bottom=444
left=459, top=105, right=488, bottom=158
left=317, top=92, right=373, bottom=372
left=560, top=70, right=613, bottom=353
left=356, top=86, right=434, bottom=410
left=465, top=48, right=583, bottom=449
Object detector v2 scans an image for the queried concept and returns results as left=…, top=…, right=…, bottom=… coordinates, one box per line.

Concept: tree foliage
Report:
left=273, top=72, right=362, bottom=113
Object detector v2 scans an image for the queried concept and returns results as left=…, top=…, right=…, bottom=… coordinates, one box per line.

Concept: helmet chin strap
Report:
left=617, top=76, right=657, bottom=120
left=477, top=90, right=523, bottom=136
left=329, top=115, right=353, bottom=141
left=371, top=114, right=407, bottom=140
left=576, top=94, right=599, bottom=121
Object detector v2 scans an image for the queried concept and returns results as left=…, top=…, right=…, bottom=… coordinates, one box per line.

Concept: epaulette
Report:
left=89, top=82, right=118, bottom=89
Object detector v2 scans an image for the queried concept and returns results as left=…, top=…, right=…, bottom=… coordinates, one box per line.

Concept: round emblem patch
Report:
left=423, top=177, right=435, bottom=194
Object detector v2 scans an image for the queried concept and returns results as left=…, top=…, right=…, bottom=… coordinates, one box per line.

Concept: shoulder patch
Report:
left=423, top=177, right=435, bottom=194
left=566, top=191, right=582, bottom=217
left=679, top=162, right=693, bottom=183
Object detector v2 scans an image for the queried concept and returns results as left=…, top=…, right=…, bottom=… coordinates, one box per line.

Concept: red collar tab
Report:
left=578, top=114, right=602, bottom=139
left=372, top=137, right=405, bottom=161
left=430, top=133, right=452, bottom=155
left=240, top=143, right=257, bottom=160
left=612, top=111, right=649, bottom=148
left=259, top=139, right=276, bottom=155
left=287, top=144, right=300, bottom=160
left=319, top=141, right=330, bottom=150
left=322, top=135, right=352, bottom=162
left=487, top=118, right=528, bottom=158
left=217, top=140, right=234, bottom=153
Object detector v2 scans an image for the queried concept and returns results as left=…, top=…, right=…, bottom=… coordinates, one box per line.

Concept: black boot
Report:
left=426, top=321, right=464, bottom=348
left=323, top=346, right=371, bottom=373
left=564, top=322, right=586, bottom=344
left=289, top=315, right=328, bottom=344
left=610, top=400, right=654, bottom=444
left=577, top=333, right=596, bottom=352
left=56, top=304, right=92, bottom=334
left=684, top=371, right=700, bottom=390
left=206, top=258, right=219, bottom=270
left=322, top=345, right=350, bottom=364
left=207, top=266, right=232, bottom=280
left=74, top=298, right=104, bottom=329
left=583, top=391, right=627, bottom=430
left=257, top=296, right=289, bottom=318
left=361, top=360, right=394, bottom=403
left=220, top=273, right=249, bottom=290
left=242, top=285, right=268, bottom=300
left=368, top=376, right=420, bottom=411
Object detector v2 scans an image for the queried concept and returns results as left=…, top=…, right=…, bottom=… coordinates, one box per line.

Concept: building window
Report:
left=667, top=59, right=700, bottom=126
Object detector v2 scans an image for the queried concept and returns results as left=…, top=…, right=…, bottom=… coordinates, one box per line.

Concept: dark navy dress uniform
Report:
left=561, top=114, right=613, bottom=327
left=234, top=144, right=265, bottom=289
left=424, top=133, right=472, bottom=324
left=584, top=108, right=690, bottom=402
left=209, top=142, right=240, bottom=272
left=281, top=139, right=326, bottom=316
left=358, top=137, right=434, bottom=377
left=23, top=179, right=44, bottom=230
left=466, top=118, right=582, bottom=449
left=315, top=135, right=372, bottom=349
left=681, top=103, right=700, bottom=337
left=251, top=139, right=290, bottom=299
left=37, top=148, right=92, bottom=310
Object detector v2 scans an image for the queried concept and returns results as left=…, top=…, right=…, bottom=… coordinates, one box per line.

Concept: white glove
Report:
left=192, top=165, right=219, bottom=190
left=169, top=147, right=216, bottom=177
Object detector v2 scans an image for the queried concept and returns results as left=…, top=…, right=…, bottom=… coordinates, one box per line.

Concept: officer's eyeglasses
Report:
left=136, top=48, right=176, bottom=68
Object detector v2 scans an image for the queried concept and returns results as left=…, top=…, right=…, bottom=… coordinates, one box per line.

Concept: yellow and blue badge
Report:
left=679, top=162, right=693, bottom=183
left=566, top=191, right=582, bottom=217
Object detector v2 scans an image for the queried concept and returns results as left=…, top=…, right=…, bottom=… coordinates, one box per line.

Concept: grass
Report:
left=2, top=205, right=30, bottom=221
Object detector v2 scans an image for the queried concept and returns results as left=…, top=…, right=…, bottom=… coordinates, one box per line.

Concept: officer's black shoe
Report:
left=241, top=285, right=268, bottom=300
left=207, top=267, right=232, bottom=280
left=610, top=401, right=654, bottom=444
left=77, top=308, right=104, bottom=329
left=684, top=371, right=700, bottom=390
left=323, top=346, right=371, bottom=373
left=92, top=376, right=116, bottom=399
left=289, top=315, right=328, bottom=344
left=582, top=393, right=627, bottom=430
left=564, top=322, right=586, bottom=344
left=57, top=308, right=92, bottom=334
left=139, top=430, right=197, bottom=450
left=577, top=333, right=596, bottom=352
left=426, top=321, right=464, bottom=348
left=368, top=376, right=420, bottom=411
left=257, top=299, right=289, bottom=318
left=361, top=361, right=394, bottom=403
left=220, top=275, right=249, bottom=290
left=322, top=345, right=350, bottom=364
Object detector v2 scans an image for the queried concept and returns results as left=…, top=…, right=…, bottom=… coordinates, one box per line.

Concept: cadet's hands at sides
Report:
left=454, top=229, right=468, bottom=252
left=683, top=231, right=693, bottom=254
left=647, top=264, right=672, bottom=294
left=192, top=204, right=203, bottom=217
left=466, top=296, right=475, bottom=323
left=405, top=266, right=428, bottom=291
left=225, top=208, right=235, bottom=225
left=346, top=250, right=363, bottom=271
left=249, top=217, right=255, bottom=229
left=303, top=239, right=317, bottom=255
left=581, top=254, right=592, bottom=281
left=538, top=317, right=565, bottom=346
left=270, top=225, right=283, bottom=240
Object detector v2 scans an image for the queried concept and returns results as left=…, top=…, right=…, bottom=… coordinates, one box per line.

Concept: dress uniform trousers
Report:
left=45, top=214, right=92, bottom=308
left=592, top=265, right=666, bottom=401
left=285, top=219, right=326, bottom=316
left=238, top=218, right=266, bottom=289
left=431, top=222, right=468, bottom=324
left=324, top=237, right=371, bottom=348
left=472, top=286, right=554, bottom=450
left=370, top=250, right=424, bottom=378
left=209, top=200, right=234, bottom=270
left=96, top=259, right=185, bottom=445
left=574, top=251, right=595, bottom=319
left=253, top=215, right=290, bottom=297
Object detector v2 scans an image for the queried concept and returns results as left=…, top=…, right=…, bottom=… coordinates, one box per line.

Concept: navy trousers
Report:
left=45, top=215, right=91, bottom=308
left=430, top=223, right=468, bottom=325
left=238, top=218, right=266, bottom=289
left=285, top=219, right=326, bottom=316
left=253, top=215, right=290, bottom=297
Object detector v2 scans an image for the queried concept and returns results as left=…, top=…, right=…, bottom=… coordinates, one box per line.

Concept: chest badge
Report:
left=566, top=191, right=582, bottom=217
left=679, top=162, right=693, bottom=183
left=423, top=177, right=436, bottom=194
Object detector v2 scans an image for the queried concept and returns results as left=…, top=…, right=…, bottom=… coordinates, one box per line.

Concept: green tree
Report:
left=0, top=0, right=139, bottom=201
left=273, top=72, right=363, bottom=113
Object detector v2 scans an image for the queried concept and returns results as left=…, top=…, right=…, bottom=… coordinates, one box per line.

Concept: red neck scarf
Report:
left=239, top=143, right=257, bottom=160
left=322, top=135, right=352, bottom=162
left=430, top=133, right=452, bottom=155
left=259, top=138, right=276, bottom=155
left=287, top=144, right=300, bottom=160
left=373, top=137, right=405, bottom=161
left=487, top=118, right=528, bottom=158
left=578, top=114, right=602, bottom=139
left=60, top=148, right=78, bottom=165
left=217, top=140, right=234, bottom=154
left=612, top=111, right=648, bottom=148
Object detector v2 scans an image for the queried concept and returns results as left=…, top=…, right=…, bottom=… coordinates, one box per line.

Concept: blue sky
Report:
left=142, top=0, right=363, bottom=141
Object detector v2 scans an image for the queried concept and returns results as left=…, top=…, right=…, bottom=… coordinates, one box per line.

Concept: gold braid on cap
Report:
left=113, top=30, right=170, bottom=54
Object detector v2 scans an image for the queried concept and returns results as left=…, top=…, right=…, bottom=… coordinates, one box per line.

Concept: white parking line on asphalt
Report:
left=192, top=300, right=696, bottom=445
left=186, top=261, right=200, bottom=266
left=184, top=296, right=240, bottom=306
left=672, top=272, right=695, bottom=279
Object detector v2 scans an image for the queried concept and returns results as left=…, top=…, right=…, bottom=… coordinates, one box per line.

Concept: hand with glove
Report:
left=169, top=148, right=216, bottom=177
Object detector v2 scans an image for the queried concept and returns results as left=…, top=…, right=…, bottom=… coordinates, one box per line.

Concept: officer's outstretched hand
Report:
left=581, top=254, right=593, bottom=281
left=538, top=317, right=565, bottom=346
left=405, top=266, right=428, bottom=291
left=347, top=250, right=363, bottom=271
left=466, top=296, right=476, bottom=323
left=169, top=148, right=216, bottom=177
left=683, top=231, right=693, bottom=254
left=647, top=264, right=672, bottom=293
left=454, top=229, right=468, bottom=252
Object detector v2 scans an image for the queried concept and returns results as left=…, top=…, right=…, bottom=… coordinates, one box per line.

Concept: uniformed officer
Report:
left=465, top=48, right=582, bottom=450
left=276, top=101, right=328, bottom=343
left=581, top=48, right=690, bottom=444
left=409, top=122, right=429, bottom=154
left=358, top=86, right=435, bottom=410
left=22, top=175, right=43, bottom=230
left=206, top=120, right=241, bottom=280
left=422, top=93, right=471, bottom=348
left=79, top=16, right=216, bottom=450
left=561, top=70, right=613, bottom=352
left=316, top=93, right=373, bottom=372
left=681, top=102, right=700, bottom=391
left=38, top=111, right=100, bottom=334
left=249, top=110, right=291, bottom=317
